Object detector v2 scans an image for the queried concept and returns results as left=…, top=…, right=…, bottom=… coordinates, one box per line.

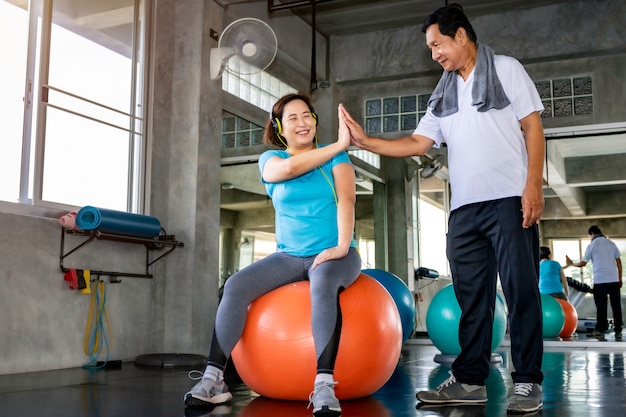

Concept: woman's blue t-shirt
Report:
left=539, top=259, right=564, bottom=295
left=258, top=147, right=352, bottom=257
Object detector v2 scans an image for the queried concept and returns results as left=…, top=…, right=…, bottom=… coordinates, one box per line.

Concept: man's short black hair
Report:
left=588, top=225, right=603, bottom=235
left=421, top=2, right=477, bottom=43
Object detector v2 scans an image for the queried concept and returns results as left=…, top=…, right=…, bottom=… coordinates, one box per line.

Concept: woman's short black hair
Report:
left=540, top=246, right=551, bottom=260
left=421, top=2, right=477, bottom=43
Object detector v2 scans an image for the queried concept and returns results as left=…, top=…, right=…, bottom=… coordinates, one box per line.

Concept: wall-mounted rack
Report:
left=60, top=227, right=184, bottom=280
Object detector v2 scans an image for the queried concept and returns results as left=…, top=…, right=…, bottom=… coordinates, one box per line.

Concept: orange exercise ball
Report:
left=231, top=273, right=403, bottom=401
left=556, top=298, right=578, bottom=338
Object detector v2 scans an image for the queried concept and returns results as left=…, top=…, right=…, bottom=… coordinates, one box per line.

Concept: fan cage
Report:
left=218, top=18, right=278, bottom=75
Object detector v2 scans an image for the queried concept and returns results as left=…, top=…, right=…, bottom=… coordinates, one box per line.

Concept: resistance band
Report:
left=83, top=280, right=114, bottom=370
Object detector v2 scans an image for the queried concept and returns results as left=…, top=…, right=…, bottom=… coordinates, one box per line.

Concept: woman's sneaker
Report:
left=184, top=370, right=232, bottom=407
left=308, top=381, right=341, bottom=416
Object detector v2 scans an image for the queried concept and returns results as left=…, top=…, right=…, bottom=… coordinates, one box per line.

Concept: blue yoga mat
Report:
left=75, top=206, right=162, bottom=238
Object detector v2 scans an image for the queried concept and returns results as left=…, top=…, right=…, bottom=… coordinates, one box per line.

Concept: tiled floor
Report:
left=0, top=335, right=624, bottom=417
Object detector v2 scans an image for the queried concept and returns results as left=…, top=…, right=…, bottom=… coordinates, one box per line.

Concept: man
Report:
left=566, top=225, right=623, bottom=341
left=340, top=3, right=545, bottom=413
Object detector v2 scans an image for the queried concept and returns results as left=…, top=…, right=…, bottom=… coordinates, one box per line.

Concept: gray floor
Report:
left=0, top=334, right=624, bottom=417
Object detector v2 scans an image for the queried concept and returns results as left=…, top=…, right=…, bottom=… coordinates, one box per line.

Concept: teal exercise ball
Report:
left=362, top=269, right=416, bottom=343
left=540, top=294, right=565, bottom=338
left=426, top=284, right=507, bottom=355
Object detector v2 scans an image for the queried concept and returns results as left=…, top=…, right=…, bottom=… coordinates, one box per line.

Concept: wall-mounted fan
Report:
left=210, top=18, right=278, bottom=80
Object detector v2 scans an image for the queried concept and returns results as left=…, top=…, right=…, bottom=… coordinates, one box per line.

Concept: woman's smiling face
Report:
left=281, top=99, right=317, bottom=149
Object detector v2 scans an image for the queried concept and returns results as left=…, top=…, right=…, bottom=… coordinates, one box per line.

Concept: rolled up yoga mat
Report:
left=75, top=206, right=162, bottom=238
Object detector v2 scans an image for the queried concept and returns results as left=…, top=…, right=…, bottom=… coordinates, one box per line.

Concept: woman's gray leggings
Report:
left=208, top=248, right=361, bottom=374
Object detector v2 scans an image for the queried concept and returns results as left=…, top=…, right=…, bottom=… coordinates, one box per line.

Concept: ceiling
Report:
left=263, top=0, right=572, bottom=37
left=219, top=0, right=626, bottom=221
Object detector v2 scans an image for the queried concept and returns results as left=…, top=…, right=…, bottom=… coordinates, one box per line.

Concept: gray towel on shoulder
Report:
left=427, top=43, right=510, bottom=117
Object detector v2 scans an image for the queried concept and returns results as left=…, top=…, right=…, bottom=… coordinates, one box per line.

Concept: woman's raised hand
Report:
left=337, top=104, right=351, bottom=150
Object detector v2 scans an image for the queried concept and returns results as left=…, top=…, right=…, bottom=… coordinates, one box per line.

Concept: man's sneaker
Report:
left=416, top=371, right=487, bottom=404
left=587, top=330, right=606, bottom=341
left=308, top=381, right=341, bottom=416
left=615, top=331, right=622, bottom=341
left=507, top=382, right=543, bottom=413
left=184, top=370, right=232, bottom=407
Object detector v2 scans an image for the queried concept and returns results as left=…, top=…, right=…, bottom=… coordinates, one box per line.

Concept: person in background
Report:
left=539, top=246, right=569, bottom=300
left=565, top=225, right=623, bottom=341
left=184, top=93, right=361, bottom=417
left=341, top=3, right=545, bottom=413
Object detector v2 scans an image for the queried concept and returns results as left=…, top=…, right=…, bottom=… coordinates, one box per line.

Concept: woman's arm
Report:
left=311, top=162, right=356, bottom=270
left=559, top=268, right=569, bottom=297
left=262, top=141, right=347, bottom=183
left=333, top=162, right=357, bottom=254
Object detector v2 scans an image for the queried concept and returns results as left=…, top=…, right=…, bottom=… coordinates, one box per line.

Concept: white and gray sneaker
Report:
left=308, top=381, right=341, bottom=416
left=184, top=370, right=232, bottom=407
left=507, top=382, right=543, bottom=413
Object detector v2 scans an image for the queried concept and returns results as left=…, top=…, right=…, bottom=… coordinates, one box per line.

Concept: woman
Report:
left=184, top=93, right=361, bottom=417
left=539, top=246, right=568, bottom=300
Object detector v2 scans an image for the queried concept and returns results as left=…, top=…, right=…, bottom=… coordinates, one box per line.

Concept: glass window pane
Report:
left=251, top=129, right=264, bottom=145
left=552, top=78, right=572, bottom=98
left=418, top=94, right=430, bottom=112
left=574, top=96, right=593, bottom=115
left=554, top=98, right=572, bottom=117
left=401, top=114, right=417, bottom=131
left=535, top=81, right=551, bottom=99
left=222, top=133, right=235, bottom=148
left=542, top=100, right=553, bottom=118
left=222, top=115, right=236, bottom=132
left=401, top=95, right=416, bottom=113
left=419, top=199, right=449, bottom=275
left=366, top=99, right=381, bottom=116
left=236, top=131, right=250, bottom=147
left=237, top=117, right=251, bottom=130
left=0, top=1, right=29, bottom=203
left=366, top=117, right=381, bottom=134
left=42, top=107, right=130, bottom=210
left=383, top=97, right=399, bottom=114
left=573, top=76, right=592, bottom=96
left=48, top=0, right=134, bottom=112
left=383, top=115, right=398, bottom=132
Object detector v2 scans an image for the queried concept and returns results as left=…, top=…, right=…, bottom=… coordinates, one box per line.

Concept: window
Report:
left=552, top=237, right=625, bottom=287
left=222, top=69, right=296, bottom=113
left=418, top=198, right=449, bottom=276
left=365, top=94, right=430, bottom=134
left=221, top=112, right=264, bottom=149
left=0, top=0, right=148, bottom=213
left=535, top=76, right=593, bottom=118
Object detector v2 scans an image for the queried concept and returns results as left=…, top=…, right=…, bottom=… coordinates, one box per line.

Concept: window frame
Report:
left=0, top=0, right=151, bottom=217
